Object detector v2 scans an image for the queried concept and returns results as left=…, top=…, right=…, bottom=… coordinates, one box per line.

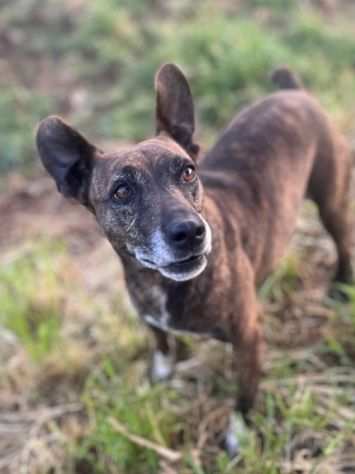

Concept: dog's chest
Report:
left=128, top=283, right=198, bottom=335
left=142, top=286, right=172, bottom=331
left=127, top=282, right=228, bottom=341
left=128, top=284, right=174, bottom=332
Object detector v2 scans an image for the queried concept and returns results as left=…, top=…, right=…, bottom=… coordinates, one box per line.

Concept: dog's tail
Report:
left=270, top=66, right=303, bottom=90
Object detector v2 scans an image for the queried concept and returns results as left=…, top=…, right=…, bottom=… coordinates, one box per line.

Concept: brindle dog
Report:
left=36, top=64, right=353, bottom=456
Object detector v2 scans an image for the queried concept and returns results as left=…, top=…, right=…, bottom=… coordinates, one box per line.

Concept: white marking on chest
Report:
left=151, top=350, right=173, bottom=382
left=143, top=287, right=195, bottom=336
left=146, top=286, right=170, bottom=327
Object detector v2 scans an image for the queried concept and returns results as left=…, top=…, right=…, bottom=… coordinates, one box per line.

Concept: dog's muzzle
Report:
left=132, top=215, right=212, bottom=282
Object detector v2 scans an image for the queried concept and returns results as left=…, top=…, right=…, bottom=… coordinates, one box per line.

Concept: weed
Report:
left=259, top=254, right=302, bottom=301
left=0, top=242, right=64, bottom=360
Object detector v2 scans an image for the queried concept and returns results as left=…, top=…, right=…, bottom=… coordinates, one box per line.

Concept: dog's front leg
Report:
left=148, top=325, right=174, bottom=383
left=224, top=322, right=261, bottom=458
left=224, top=260, right=262, bottom=457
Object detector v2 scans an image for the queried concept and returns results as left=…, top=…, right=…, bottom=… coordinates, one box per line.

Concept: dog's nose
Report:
left=167, top=219, right=205, bottom=248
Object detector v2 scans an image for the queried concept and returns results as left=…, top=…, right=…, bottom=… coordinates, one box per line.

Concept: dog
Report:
left=36, top=64, right=353, bottom=456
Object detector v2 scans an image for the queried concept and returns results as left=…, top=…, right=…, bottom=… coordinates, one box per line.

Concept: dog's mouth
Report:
left=138, top=253, right=208, bottom=281
left=163, top=254, right=204, bottom=272
left=141, top=253, right=205, bottom=270
left=159, top=253, right=208, bottom=281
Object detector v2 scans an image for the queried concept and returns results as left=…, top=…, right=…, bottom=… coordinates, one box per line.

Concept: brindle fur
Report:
left=36, top=64, right=353, bottom=450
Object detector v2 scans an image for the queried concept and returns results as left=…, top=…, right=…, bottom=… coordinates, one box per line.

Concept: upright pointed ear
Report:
left=36, top=116, right=96, bottom=206
left=155, top=63, right=199, bottom=158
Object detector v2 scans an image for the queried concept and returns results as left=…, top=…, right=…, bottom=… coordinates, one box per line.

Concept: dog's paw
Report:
left=222, top=413, right=250, bottom=459
left=330, top=266, right=354, bottom=301
left=149, top=351, right=174, bottom=383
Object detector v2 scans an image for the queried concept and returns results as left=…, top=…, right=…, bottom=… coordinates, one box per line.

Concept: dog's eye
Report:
left=181, top=165, right=196, bottom=183
left=112, top=183, right=132, bottom=203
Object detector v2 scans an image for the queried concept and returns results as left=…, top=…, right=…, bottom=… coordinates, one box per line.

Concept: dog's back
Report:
left=200, top=77, right=352, bottom=283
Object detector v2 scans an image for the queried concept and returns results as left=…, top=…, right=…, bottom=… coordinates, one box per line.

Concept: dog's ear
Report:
left=270, top=66, right=303, bottom=90
left=155, top=63, right=199, bottom=158
left=36, top=116, right=96, bottom=206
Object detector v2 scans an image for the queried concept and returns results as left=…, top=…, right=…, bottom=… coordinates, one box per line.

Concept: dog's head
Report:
left=36, top=64, right=212, bottom=282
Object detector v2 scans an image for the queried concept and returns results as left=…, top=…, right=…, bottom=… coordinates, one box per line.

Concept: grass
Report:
left=1, top=0, right=355, bottom=172
left=1, top=208, right=355, bottom=473
left=0, top=242, right=64, bottom=360
left=80, top=367, right=179, bottom=473
left=0, top=87, right=52, bottom=173
left=259, top=255, right=303, bottom=302
left=1, top=0, right=355, bottom=472
left=73, top=288, right=355, bottom=474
